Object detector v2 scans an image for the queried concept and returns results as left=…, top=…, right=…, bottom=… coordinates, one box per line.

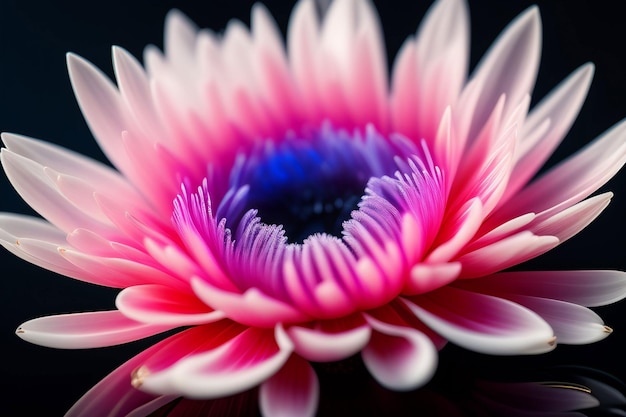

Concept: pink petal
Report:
left=361, top=315, right=438, bottom=391
left=286, top=314, right=371, bottom=362
left=404, top=262, right=461, bottom=295
left=1, top=132, right=140, bottom=204
left=427, top=198, right=483, bottom=263
left=318, top=0, right=387, bottom=129
left=469, top=212, right=536, bottom=252
left=66, top=327, right=229, bottom=417
left=259, top=355, right=319, bottom=417
left=414, top=0, right=469, bottom=142
left=403, top=286, right=556, bottom=355
left=493, top=294, right=612, bottom=345
left=116, top=284, right=225, bottom=326
left=457, top=231, right=559, bottom=278
left=251, top=4, right=302, bottom=133
left=67, top=53, right=132, bottom=174
left=60, top=248, right=188, bottom=291
left=192, top=278, right=311, bottom=327
left=455, top=270, right=626, bottom=307
left=93, top=189, right=173, bottom=246
left=1, top=149, right=115, bottom=235
left=0, top=214, right=104, bottom=284
left=491, top=119, right=626, bottom=226
left=282, top=235, right=363, bottom=318
left=143, top=238, right=203, bottom=284
left=390, top=38, right=419, bottom=139
left=287, top=0, right=324, bottom=124
left=67, top=228, right=150, bottom=260
left=503, top=64, right=595, bottom=201
left=460, top=6, right=541, bottom=141
left=45, top=168, right=117, bottom=226
left=529, top=192, right=612, bottom=242
left=16, top=311, right=172, bottom=349
left=138, top=325, right=293, bottom=399
left=163, top=9, right=198, bottom=75
left=112, top=46, right=165, bottom=143
left=66, top=343, right=168, bottom=417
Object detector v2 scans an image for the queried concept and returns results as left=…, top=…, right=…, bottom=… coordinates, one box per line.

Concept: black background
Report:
left=1, top=0, right=625, bottom=415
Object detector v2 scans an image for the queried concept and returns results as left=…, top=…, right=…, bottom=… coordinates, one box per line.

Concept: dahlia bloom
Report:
left=2, top=0, right=626, bottom=416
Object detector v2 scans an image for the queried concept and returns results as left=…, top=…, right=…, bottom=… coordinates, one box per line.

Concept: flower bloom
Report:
left=2, top=0, right=626, bottom=415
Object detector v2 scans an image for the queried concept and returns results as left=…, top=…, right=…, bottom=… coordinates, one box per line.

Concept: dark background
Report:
left=1, top=0, right=625, bottom=415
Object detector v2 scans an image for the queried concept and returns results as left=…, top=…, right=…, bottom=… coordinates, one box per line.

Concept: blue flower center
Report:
left=224, top=125, right=406, bottom=243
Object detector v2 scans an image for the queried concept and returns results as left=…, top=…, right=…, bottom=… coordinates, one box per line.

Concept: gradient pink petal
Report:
left=116, top=284, right=224, bottom=326
left=286, top=314, right=371, bottom=362
left=404, top=286, right=556, bottom=355
left=362, top=314, right=438, bottom=391
left=456, top=270, right=626, bottom=307
left=192, top=278, right=311, bottom=327
left=259, top=355, right=319, bottom=417
left=138, top=325, right=293, bottom=399
left=16, top=311, right=172, bottom=349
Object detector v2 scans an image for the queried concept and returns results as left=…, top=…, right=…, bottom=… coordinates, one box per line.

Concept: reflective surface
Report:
left=1, top=1, right=625, bottom=415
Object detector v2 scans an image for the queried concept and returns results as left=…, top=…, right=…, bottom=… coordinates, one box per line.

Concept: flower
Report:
left=2, top=0, right=626, bottom=416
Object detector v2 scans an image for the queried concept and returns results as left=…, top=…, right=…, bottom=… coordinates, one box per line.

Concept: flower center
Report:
left=226, top=125, right=402, bottom=243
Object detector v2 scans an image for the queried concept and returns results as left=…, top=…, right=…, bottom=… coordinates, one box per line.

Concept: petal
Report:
left=318, top=0, right=387, bottom=129
left=0, top=213, right=103, bottom=284
left=68, top=326, right=248, bottom=417
left=1, top=149, right=114, bottom=234
left=403, top=286, right=556, bottom=355
left=163, top=9, right=198, bottom=74
left=503, top=64, right=595, bottom=200
left=116, top=284, right=225, bottom=326
left=361, top=315, right=438, bottom=391
left=404, top=262, right=461, bottom=295
left=191, top=278, right=311, bottom=327
left=286, top=314, right=371, bottom=362
left=529, top=192, right=612, bottom=242
left=251, top=3, right=302, bottom=132
left=461, top=6, right=541, bottom=141
left=259, top=355, right=319, bottom=417
left=427, top=198, right=483, bottom=263
left=491, top=119, right=626, bottom=226
left=138, top=325, right=293, bottom=399
left=455, top=270, right=626, bottom=307
left=112, top=46, right=165, bottom=142
left=495, top=294, right=612, bottom=345
left=415, top=0, right=469, bottom=141
left=66, top=342, right=171, bottom=417
left=457, top=231, right=559, bottom=278
left=287, top=0, right=324, bottom=123
left=60, top=248, right=188, bottom=290
left=1, top=132, right=139, bottom=203
left=67, top=53, right=132, bottom=173
left=16, top=311, right=172, bottom=349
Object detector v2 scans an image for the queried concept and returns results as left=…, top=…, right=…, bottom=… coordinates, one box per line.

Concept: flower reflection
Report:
left=1, top=0, right=625, bottom=416
left=140, top=362, right=626, bottom=416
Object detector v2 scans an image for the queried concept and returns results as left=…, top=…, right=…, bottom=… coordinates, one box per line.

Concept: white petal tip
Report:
left=66, top=52, right=81, bottom=66
left=581, top=62, right=595, bottom=76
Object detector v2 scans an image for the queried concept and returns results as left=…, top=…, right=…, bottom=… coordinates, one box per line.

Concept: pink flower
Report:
left=2, top=0, right=625, bottom=416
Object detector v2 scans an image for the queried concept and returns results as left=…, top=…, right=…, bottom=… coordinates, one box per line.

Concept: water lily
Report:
left=2, top=0, right=625, bottom=416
